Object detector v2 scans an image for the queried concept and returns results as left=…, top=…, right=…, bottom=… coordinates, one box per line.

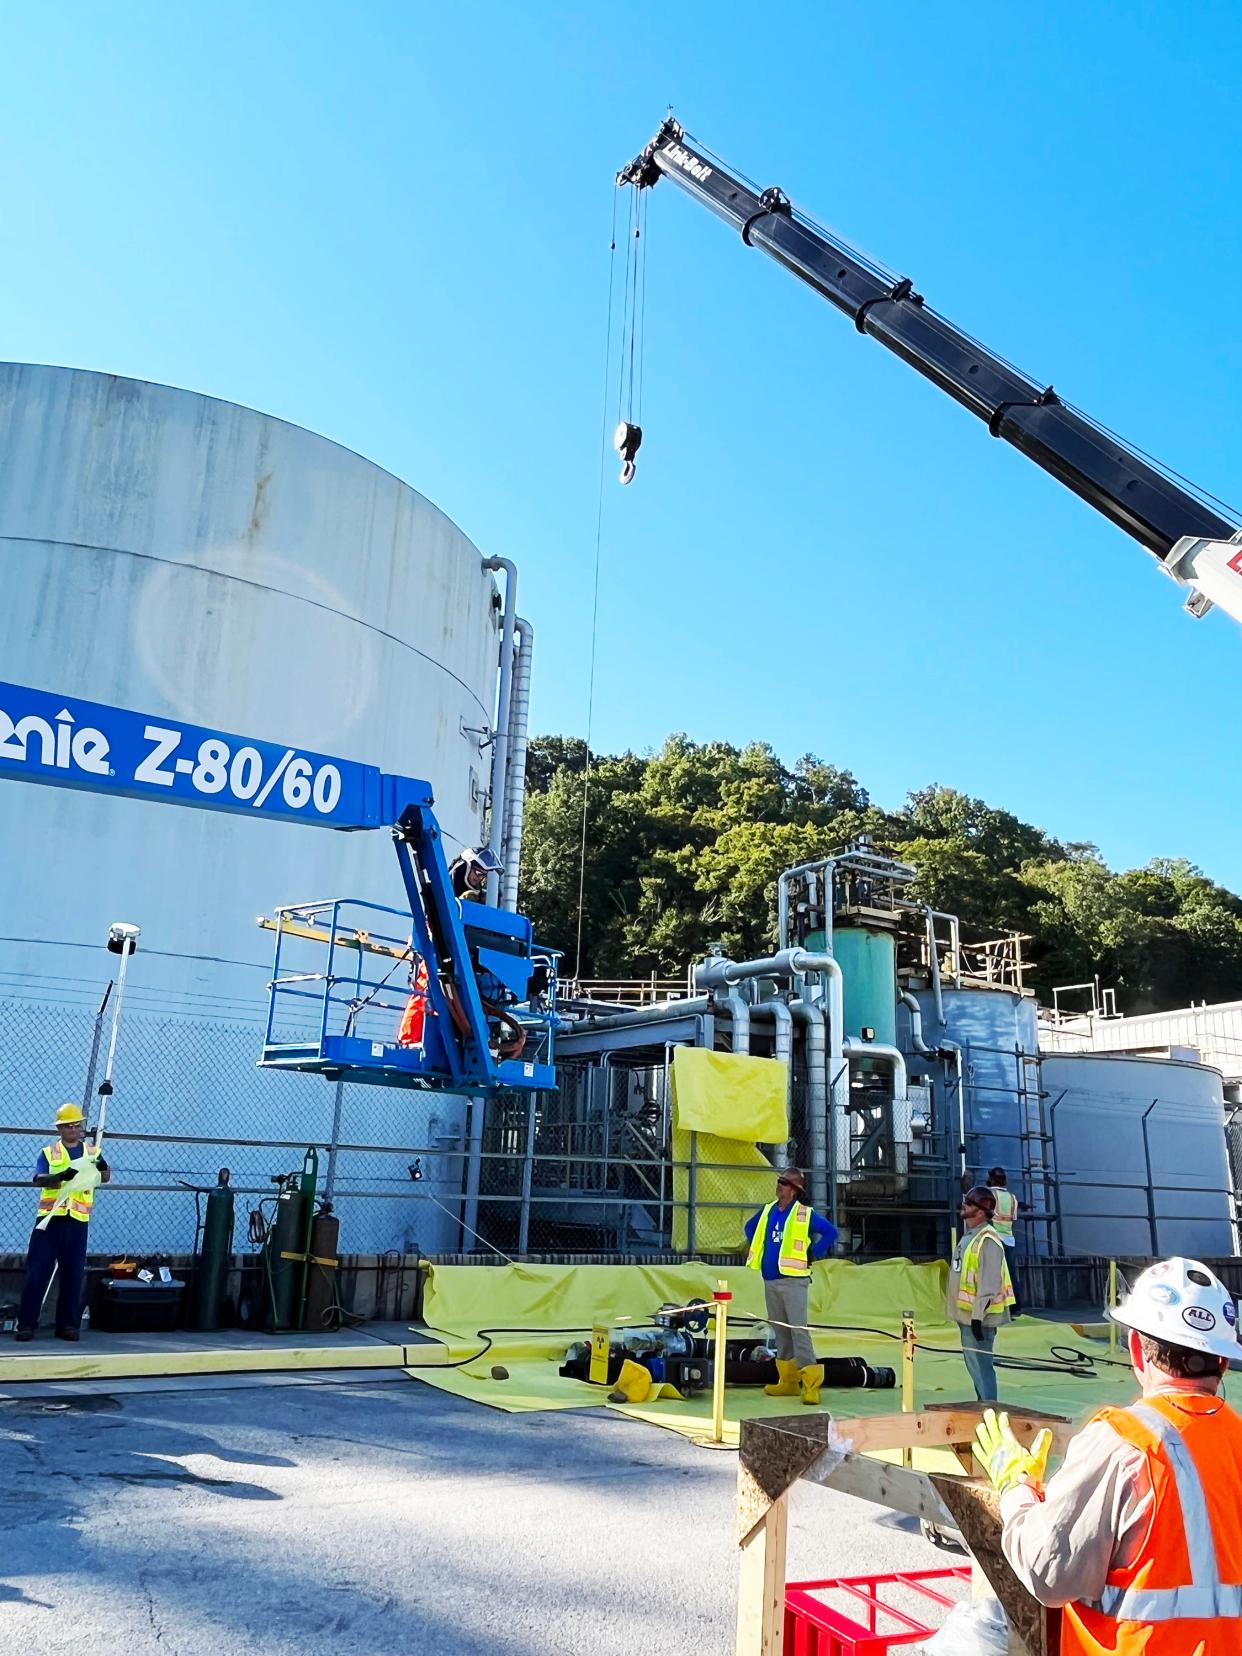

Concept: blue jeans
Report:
left=18, top=1217, right=90, bottom=1333
left=960, top=1321, right=998, bottom=1401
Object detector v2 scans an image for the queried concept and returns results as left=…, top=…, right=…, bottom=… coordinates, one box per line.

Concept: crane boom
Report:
left=619, top=119, right=1242, bottom=622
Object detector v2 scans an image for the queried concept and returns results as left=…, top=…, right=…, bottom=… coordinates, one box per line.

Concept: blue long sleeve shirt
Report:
left=744, top=1201, right=838, bottom=1281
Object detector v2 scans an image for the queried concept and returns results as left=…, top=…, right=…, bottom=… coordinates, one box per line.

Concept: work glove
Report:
left=970, top=1318, right=984, bottom=1343
left=973, top=1408, right=1052, bottom=1495
left=62, top=1160, right=101, bottom=1191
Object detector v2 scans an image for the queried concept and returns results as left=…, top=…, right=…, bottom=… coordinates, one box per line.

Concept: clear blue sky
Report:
left=4, top=3, right=1239, bottom=887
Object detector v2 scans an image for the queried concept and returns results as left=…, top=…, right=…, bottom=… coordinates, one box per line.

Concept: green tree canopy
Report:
left=519, top=734, right=1242, bottom=1010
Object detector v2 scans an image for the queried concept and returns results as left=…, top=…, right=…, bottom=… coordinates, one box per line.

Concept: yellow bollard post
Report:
left=696, top=1278, right=733, bottom=1450
left=901, top=1310, right=916, bottom=1468
left=710, top=1279, right=731, bottom=1444
left=1108, top=1259, right=1118, bottom=1357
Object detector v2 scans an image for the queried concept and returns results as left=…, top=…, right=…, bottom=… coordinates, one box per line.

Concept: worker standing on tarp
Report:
left=973, top=1257, right=1242, bottom=1654
left=947, top=1184, right=1014, bottom=1400
left=744, top=1166, right=837, bottom=1407
left=15, top=1103, right=110, bottom=1342
left=987, top=1165, right=1021, bottom=1317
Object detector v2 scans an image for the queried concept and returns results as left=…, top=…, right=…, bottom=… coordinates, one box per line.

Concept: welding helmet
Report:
left=1110, top=1257, right=1241, bottom=1363
left=462, top=846, right=503, bottom=874
left=55, top=1103, right=85, bottom=1126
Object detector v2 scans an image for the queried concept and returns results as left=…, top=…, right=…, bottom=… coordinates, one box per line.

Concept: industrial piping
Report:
left=500, top=616, right=534, bottom=912
left=482, top=556, right=518, bottom=906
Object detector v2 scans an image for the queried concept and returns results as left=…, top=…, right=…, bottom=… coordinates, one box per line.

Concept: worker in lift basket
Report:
left=448, top=845, right=502, bottom=903
left=743, top=1167, right=837, bottom=1406
left=14, top=1103, right=111, bottom=1342
left=972, top=1257, right=1242, bottom=1655
left=947, top=1184, right=1015, bottom=1400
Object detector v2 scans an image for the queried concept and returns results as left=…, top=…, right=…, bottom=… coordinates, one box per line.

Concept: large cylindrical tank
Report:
left=913, top=986, right=1041, bottom=1176
left=0, top=364, right=501, bottom=1256
left=1041, top=1053, right=1234, bottom=1259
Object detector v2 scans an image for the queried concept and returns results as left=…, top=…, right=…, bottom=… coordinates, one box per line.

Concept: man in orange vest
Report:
left=973, top=1257, right=1242, bottom=1653
left=15, top=1103, right=111, bottom=1342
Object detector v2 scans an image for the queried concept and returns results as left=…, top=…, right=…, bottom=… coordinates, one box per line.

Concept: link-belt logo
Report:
left=0, top=704, right=111, bottom=775
left=662, top=142, right=712, bottom=183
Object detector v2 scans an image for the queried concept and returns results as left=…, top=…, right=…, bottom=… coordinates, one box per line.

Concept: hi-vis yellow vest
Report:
left=992, top=1187, right=1017, bottom=1241
left=955, top=1223, right=1015, bottom=1316
left=746, top=1202, right=813, bottom=1278
left=35, top=1143, right=94, bottom=1223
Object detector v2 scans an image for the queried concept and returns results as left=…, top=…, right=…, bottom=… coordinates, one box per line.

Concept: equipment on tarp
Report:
left=561, top=1298, right=895, bottom=1396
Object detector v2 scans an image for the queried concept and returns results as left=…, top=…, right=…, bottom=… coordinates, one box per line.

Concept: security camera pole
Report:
left=95, top=921, right=141, bottom=1154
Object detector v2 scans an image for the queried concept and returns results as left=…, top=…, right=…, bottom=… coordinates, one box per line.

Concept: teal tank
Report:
left=820, top=926, right=897, bottom=1047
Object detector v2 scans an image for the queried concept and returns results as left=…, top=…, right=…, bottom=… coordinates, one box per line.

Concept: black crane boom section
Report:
left=619, top=120, right=1235, bottom=562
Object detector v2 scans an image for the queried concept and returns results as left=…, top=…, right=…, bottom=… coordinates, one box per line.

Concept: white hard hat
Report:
left=1110, top=1257, right=1241, bottom=1363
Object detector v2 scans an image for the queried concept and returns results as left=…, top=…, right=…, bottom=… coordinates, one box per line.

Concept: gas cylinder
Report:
left=191, top=1168, right=235, bottom=1331
left=303, top=1208, right=341, bottom=1331
left=267, top=1179, right=308, bottom=1331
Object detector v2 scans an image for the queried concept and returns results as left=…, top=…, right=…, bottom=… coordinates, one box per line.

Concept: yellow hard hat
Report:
left=55, top=1103, right=85, bottom=1126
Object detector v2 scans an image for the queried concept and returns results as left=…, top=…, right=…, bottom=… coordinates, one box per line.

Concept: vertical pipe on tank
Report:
left=482, top=557, right=518, bottom=905
left=500, top=616, right=534, bottom=912
left=790, top=997, right=828, bottom=1209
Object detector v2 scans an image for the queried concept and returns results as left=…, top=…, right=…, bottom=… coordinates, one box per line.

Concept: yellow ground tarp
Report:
left=670, top=1128, right=773, bottom=1252
left=670, top=1046, right=789, bottom=1142
left=410, top=1261, right=1139, bottom=1442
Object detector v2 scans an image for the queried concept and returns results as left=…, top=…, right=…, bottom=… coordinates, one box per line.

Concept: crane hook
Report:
left=613, top=420, right=643, bottom=486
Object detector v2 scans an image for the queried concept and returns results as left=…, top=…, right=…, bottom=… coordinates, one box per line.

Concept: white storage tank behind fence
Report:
left=1042, top=1053, right=1235, bottom=1258
left=0, top=364, right=504, bottom=1257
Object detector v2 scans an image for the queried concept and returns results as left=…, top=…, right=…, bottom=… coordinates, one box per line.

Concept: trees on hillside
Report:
left=518, top=734, right=1242, bottom=1012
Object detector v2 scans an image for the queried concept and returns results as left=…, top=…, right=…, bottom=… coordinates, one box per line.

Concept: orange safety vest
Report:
left=35, top=1142, right=94, bottom=1223
left=954, top=1224, right=1016, bottom=1318
left=1063, top=1392, right=1242, bottom=1655
left=397, top=960, right=429, bottom=1047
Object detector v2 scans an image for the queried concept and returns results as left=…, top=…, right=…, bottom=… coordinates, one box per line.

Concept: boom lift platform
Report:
left=0, top=680, right=556, bottom=1095
left=619, top=119, right=1242, bottom=625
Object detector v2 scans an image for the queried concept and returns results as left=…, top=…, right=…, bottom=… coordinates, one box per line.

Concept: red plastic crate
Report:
left=783, top=1566, right=971, bottom=1655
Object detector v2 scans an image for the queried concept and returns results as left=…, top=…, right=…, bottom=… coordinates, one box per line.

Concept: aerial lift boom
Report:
left=619, top=119, right=1242, bottom=624
left=0, top=679, right=555, bottom=1094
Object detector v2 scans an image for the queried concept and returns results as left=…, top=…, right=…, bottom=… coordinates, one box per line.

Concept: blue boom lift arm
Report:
left=618, top=120, right=1242, bottom=623
left=0, top=679, right=556, bottom=1094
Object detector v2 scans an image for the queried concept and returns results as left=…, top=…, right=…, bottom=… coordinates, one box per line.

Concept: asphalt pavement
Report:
left=0, top=1369, right=950, bottom=1653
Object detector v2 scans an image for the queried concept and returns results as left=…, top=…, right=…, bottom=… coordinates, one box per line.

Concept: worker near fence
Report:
left=947, top=1184, right=1014, bottom=1400
left=987, top=1165, right=1022, bottom=1316
left=15, top=1103, right=111, bottom=1342
left=744, top=1167, right=837, bottom=1406
left=973, top=1257, right=1242, bottom=1654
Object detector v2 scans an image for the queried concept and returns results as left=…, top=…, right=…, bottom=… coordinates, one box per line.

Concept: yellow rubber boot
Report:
left=799, top=1364, right=825, bottom=1406
left=763, top=1359, right=802, bottom=1398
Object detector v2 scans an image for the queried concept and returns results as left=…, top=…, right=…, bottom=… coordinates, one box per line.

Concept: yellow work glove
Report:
left=972, top=1409, right=1052, bottom=1495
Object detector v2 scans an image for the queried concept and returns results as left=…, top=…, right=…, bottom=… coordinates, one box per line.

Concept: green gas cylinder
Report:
left=267, top=1178, right=308, bottom=1332
left=191, top=1169, right=235, bottom=1332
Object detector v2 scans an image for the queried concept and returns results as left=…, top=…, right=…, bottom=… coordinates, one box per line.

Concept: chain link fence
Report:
left=5, top=991, right=1237, bottom=1275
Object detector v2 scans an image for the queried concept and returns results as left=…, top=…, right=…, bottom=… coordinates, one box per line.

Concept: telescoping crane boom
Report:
left=619, top=119, right=1242, bottom=625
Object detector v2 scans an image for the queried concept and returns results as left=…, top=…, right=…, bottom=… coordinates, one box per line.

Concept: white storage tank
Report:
left=1042, top=1053, right=1235, bottom=1258
left=0, top=364, right=503, bottom=1255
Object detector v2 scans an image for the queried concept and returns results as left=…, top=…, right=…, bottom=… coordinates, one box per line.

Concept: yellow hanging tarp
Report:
left=670, top=1046, right=789, bottom=1144
left=670, top=1128, right=773, bottom=1253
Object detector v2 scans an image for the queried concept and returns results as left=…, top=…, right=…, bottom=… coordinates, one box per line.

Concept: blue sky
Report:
left=4, top=3, right=1240, bottom=887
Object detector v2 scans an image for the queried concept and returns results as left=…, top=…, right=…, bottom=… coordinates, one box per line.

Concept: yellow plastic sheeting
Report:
left=670, top=1129, right=774, bottom=1253
left=670, top=1046, right=789, bottom=1143
left=412, top=1262, right=1140, bottom=1438
left=420, top=1258, right=951, bottom=1349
